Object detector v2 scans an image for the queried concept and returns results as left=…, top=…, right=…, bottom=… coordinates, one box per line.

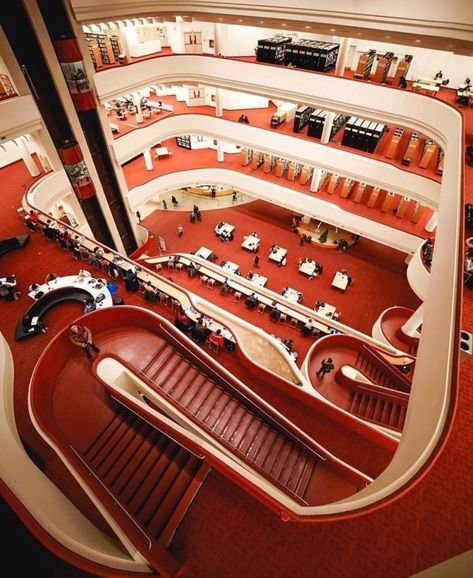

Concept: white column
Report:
left=216, top=140, right=225, bottom=162
left=133, top=93, right=143, bottom=123
left=309, top=168, right=323, bottom=192
left=425, top=211, right=438, bottom=233
left=214, top=23, right=223, bottom=56
left=401, top=303, right=425, bottom=337
left=335, top=37, right=351, bottom=76
left=143, top=148, right=153, bottom=171
left=321, top=112, right=335, bottom=144
left=18, top=138, right=40, bottom=176
left=215, top=87, right=223, bottom=117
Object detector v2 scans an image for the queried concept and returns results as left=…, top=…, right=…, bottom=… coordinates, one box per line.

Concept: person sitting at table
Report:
left=209, top=328, right=225, bottom=350
left=124, top=268, right=139, bottom=292
left=220, top=279, right=231, bottom=295
left=314, top=262, right=323, bottom=274
left=83, top=297, right=96, bottom=313
left=143, top=281, right=157, bottom=303
left=302, top=318, right=316, bottom=337
left=191, top=317, right=211, bottom=343
left=340, top=269, right=353, bottom=285
left=245, top=292, right=258, bottom=309
left=25, top=209, right=39, bottom=232
left=278, top=255, right=287, bottom=267
left=314, top=300, right=325, bottom=312
left=269, top=302, right=281, bottom=322
left=174, top=308, right=195, bottom=333
left=238, top=114, right=250, bottom=124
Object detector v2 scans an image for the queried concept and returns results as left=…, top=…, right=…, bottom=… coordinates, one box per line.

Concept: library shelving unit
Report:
left=402, top=132, right=421, bottom=166
left=299, top=166, right=313, bottom=185
left=354, top=49, right=376, bottom=80
left=85, top=33, right=121, bottom=68
left=293, top=105, right=314, bottom=133
left=419, top=140, right=439, bottom=169
left=385, top=128, right=404, bottom=159
left=176, top=135, right=192, bottom=149
left=372, top=52, right=394, bottom=84
left=0, top=74, right=16, bottom=98
left=307, top=110, right=348, bottom=140
left=342, top=117, right=387, bottom=153
left=436, top=148, right=445, bottom=175
left=255, top=36, right=292, bottom=64
left=392, top=55, right=413, bottom=86
left=240, top=147, right=253, bottom=166
left=285, top=40, right=340, bottom=72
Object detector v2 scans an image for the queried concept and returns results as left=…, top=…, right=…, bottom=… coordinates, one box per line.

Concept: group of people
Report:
left=174, top=309, right=226, bottom=349
left=190, top=205, right=202, bottom=223
left=422, top=238, right=434, bottom=267
left=216, top=222, right=234, bottom=242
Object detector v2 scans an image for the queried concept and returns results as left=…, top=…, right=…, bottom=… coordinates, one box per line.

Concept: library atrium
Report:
left=0, top=1, right=472, bottom=577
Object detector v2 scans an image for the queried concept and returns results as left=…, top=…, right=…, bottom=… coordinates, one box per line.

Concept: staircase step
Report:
left=398, top=405, right=407, bottom=429
left=146, top=455, right=202, bottom=538
left=143, top=345, right=175, bottom=379
left=84, top=407, right=127, bottom=458
left=141, top=341, right=168, bottom=373
left=286, top=452, right=309, bottom=493
left=270, top=442, right=294, bottom=479
left=88, top=412, right=137, bottom=469
left=227, top=412, right=255, bottom=447
left=138, top=447, right=190, bottom=524
left=112, top=430, right=166, bottom=495
left=185, top=380, right=216, bottom=415
left=238, top=420, right=267, bottom=455
left=204, top=394, right=233, bottom=429
left=208, top=399, right=239, bottom=436
left=172, top=373, right=206, bottom=404
left=151, top=352, right=184, bottom=385
left=246, top=426, right=273, bottom=462
left=96, top=419, right=149, bottom=479
left=256, top=434, right=284, bottom=470
left=164, top=365, right=199, bottom=395
left=278, top=446, right=301, bottom=486
left=295, top=455, right=317, bottom=498
left=218, top=406, right=246, bottom=439
left=123, top=440, right=179, bottom=509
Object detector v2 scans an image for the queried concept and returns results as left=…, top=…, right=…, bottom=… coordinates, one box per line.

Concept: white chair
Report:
left=233, top=291, right=242, bottom=302
left=289, top=317, right=298, bottom=329
left=257, top=303, right=267, bottom=314
left=278, top=313, right=287, bottom=325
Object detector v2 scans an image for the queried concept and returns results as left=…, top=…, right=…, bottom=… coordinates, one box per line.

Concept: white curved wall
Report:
left=406, top=242, right=432, bottom=301
left=0, top=96, right=43, bottom=142
left=128, top=168, right=422, bottom=254
left=112, top=113, right=440, bottom=206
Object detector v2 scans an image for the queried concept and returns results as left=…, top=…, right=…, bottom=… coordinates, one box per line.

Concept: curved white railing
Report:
left=0, top=333, right=152, bottom=573
left=112, top=113, right=440, bottom=206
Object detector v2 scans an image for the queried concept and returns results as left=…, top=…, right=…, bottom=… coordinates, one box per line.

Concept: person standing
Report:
left=177, top=224, right=184, bottom=237
left=316, top=357, right=335, bottom=378
left=162, top=199, right=168, bottom=210
left=136, top=211, right=142, bottom=222
left=171, top=195, right=179, bottom=207
left=253, top=255, right=260, bottom=268
left=69, top=323, right=100, bottom=360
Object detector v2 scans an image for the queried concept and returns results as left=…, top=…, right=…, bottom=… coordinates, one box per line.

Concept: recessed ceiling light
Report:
left=259, top=21, right=264, bottom=24
left=385, top=35, right=391, bottom=39
left=415, top=39, right=421, bottom=43
left=238, top=19, right=243, bottom=22
left=218, top=18, right=223, bottom=21
left=281, top=23, right=287, bottom=26
left=330, top=28, right=336, bottom=32
left=356, top=32, right=363, bottom=36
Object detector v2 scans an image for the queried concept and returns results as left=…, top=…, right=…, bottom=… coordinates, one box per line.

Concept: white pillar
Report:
left=335, top=37, right=351, bottom=76
left=401, top=303, right=425, bottom=337
left=133, top=93, right=143, bottom=123
left=321, top=111, right=335, bottom=144
left=18, top=138, right=40, bottom=176
left=215, top=87, right=223, bottom=117
left=309, top=168, right=323, bottom=192
left=425, top=211, right=438, bottom=233
left=216, top=140, right=225, bottom=162
left=143, top=148, right=153, bottom=171
left=214, top=23, right=223, bottom=56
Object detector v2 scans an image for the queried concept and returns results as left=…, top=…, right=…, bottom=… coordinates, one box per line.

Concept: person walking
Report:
left=171, top=195, right=179, bottom=207
left=316, top=357, right=335, bottom=378
left=253, top=255, right=260, bottom=268
left=69, top=323, right=100, bottom=360
left=177, top=224, right=184, bottom=237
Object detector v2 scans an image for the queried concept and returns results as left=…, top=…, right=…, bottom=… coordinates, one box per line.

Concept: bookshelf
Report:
left=372, top=52, right=394, bottom=84
left=354, top=49, right=376, bottom=80
left=393, top=55, right=413, bottom=86
left=176, top=135, right=192, bottom=149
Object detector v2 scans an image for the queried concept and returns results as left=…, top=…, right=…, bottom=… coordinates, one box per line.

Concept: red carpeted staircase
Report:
left=354, top=350, right=410, bottom=393
left=139, top=339, right=321, bottom=505
left=82, top=405, right=209, bottom=547
left=347, top=387, right=408, bottom=432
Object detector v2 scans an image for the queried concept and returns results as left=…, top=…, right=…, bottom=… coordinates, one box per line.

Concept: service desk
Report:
left=29, top=274, right=113, bottom=308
